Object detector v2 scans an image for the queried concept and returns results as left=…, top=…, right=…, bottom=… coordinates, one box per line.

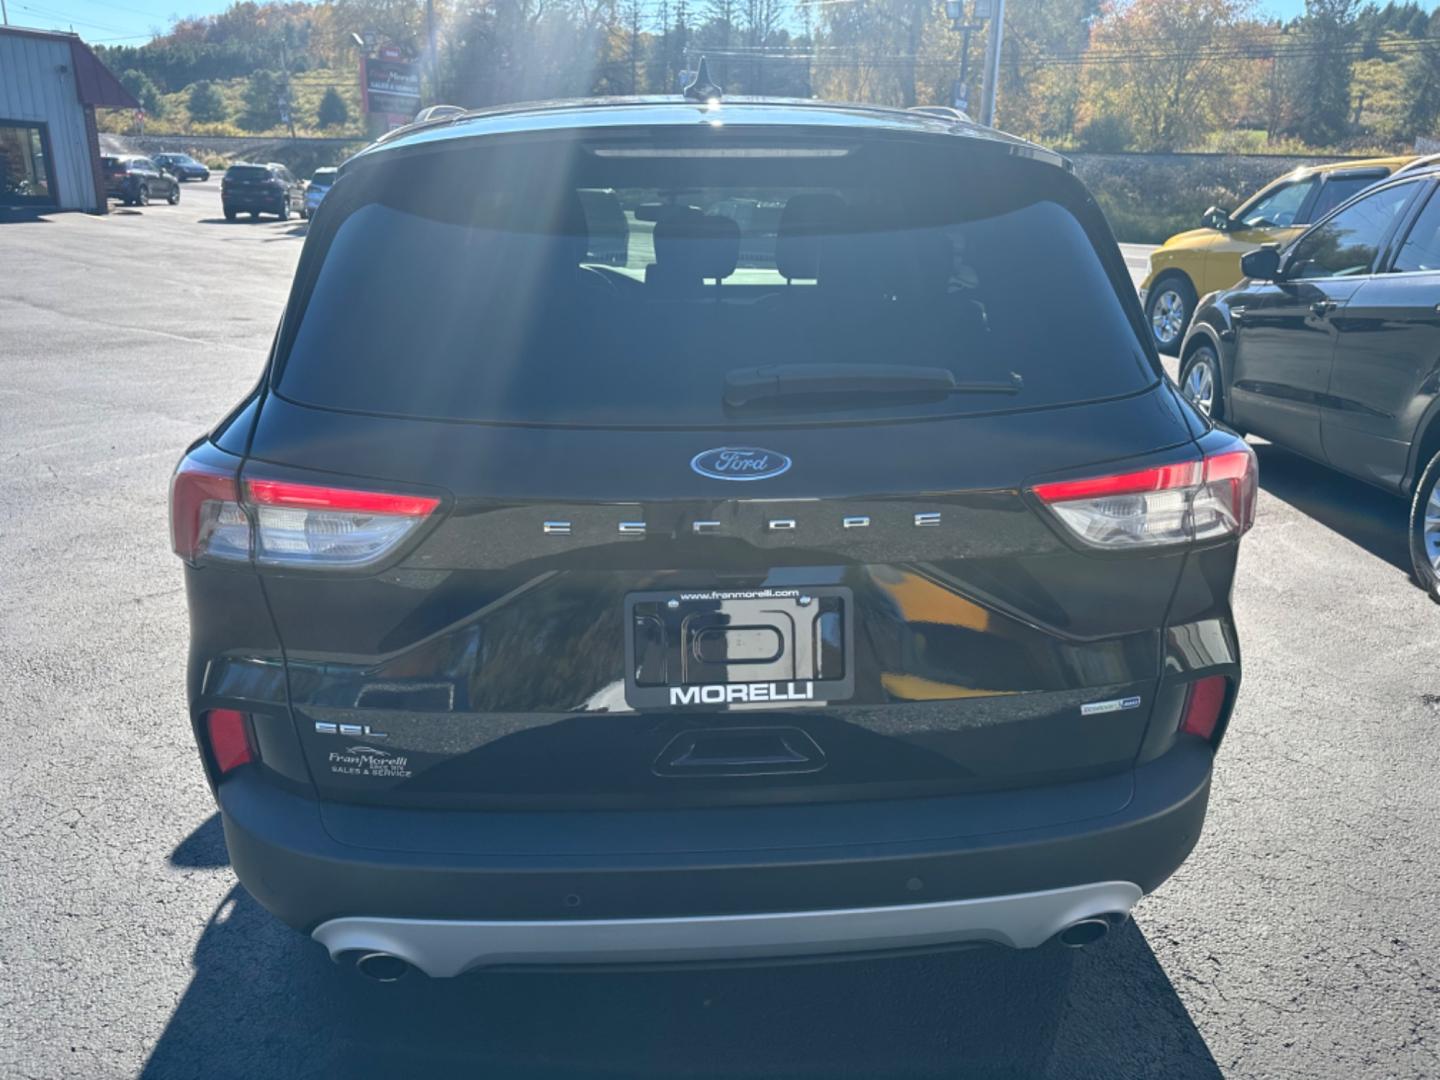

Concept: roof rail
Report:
left=413, top=104, right=467, bottom=123
left=908, top=105, right=972, bottom=123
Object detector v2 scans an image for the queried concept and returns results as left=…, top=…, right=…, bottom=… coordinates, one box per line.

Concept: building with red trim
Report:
left=1, top=25, right=139, bottom=212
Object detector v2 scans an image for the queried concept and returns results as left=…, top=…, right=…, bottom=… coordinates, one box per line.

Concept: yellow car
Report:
left=1139, top=155, right=1414, bottom=353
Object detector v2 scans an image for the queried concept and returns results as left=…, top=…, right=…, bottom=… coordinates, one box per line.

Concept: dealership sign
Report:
left=361, top=52, right=421, bottom=128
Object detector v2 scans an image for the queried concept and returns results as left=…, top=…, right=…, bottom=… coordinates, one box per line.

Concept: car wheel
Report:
left=137, top=184, right=150, bottom=207
left=1145, top=275, right=1196, bottom=356
left=168, top=185, right=180, bottom=205
left=224, top=205, right=237, bottom=221
left=278, top=201, right=291, bottom=221
left=1409, top=450, right=1440, bottom=603
left=1179, top=343, right=1227, bottom=423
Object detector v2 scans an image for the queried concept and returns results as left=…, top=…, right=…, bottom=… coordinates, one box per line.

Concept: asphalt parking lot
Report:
left=3, top=182, right=1439, bottom=1080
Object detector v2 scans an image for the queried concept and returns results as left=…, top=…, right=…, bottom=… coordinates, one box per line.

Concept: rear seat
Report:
left=645, top=208, right=741, bottom=293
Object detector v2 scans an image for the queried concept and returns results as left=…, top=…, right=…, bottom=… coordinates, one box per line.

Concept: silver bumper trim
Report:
left=312, top=881, right=1143, bottom=977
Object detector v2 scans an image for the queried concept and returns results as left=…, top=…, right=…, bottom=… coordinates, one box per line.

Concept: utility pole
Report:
left=978, top=0, right=1005, bottom=127
left=1, top=0, right=9, bottom=27
left=425, top=0, right=438, bottom=102
left=279, top=32, right=297, bottom=139
left=944, top=0, right=979, bottom=114
left=659, top=0, right=670, bottom=93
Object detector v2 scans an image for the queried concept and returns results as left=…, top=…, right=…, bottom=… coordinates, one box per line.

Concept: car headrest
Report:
left=899, top=230, right=956, bottom=299
left=818, top=226, right=912, bottom=296
left=652, top=208, right=741, bottom=283
left=775, top=194, right=847, bottom=281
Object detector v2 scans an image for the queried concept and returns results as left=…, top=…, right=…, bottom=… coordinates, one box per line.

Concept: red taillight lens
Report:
left=170, top=456, right=251, bottom=563
left=1030, top=443, right=1257, bottom=549
left=206, top=709, right=254, bottom=773
left=246, top=480, right=439, bottom=517
left=1179, top=676, right=1228, bottom=740
left=244, top=478, right=439, bottom=568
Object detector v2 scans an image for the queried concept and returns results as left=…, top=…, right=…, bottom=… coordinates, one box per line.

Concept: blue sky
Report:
left=6, top=0, right=1435, bottom=48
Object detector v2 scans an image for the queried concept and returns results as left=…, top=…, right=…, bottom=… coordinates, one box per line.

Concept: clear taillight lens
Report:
left=245, top=479, right=439, bottom=568
left=170, top=457, right=251, bottom=563
left=1031, top=445, right=1257, bottom=550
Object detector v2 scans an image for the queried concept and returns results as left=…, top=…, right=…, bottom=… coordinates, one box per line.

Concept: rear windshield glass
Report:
left=312, top=169, right=337, bottom=183
left=278, top=133, right=1153, bottom=427
left=226, top=166, right=270, bottom=181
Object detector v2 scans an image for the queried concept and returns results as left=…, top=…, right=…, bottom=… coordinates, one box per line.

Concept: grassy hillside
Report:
left=99, top=70, right=364, bottom=139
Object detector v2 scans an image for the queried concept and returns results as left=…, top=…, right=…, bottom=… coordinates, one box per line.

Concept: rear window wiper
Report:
left=723, top=365, right=1023, bottom=408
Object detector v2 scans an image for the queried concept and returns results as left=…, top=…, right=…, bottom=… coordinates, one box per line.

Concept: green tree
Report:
left=120, top=69, right=164, bottom=116
left=187, top=80, right=227, bottom=123
left=316, top=86, right=350, bottom=128
left=1083, top=0, right=1253, bottom=150
left=1400, top=10, right=1440, bottom=139
left=997, top=0, right=1102, bottom=141
left=1077, top=114, right=1134, bottom=151
left=814, top=0, right=944, bottom=108
left=1287, top=0, right=1361, bottom=145
left=239, top=69, right=283, bottom=131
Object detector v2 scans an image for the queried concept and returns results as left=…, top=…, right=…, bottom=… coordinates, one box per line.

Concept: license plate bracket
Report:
left=624, top=586, right=854, bottom=710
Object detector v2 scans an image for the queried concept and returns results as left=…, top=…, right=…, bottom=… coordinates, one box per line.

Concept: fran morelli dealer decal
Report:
left=328, top=745, right=413, bottom=780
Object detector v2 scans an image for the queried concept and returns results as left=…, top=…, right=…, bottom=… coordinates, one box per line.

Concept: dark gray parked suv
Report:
left=221, top=161, right=305, bottom=221
left=101, top=155, right=180, bottom=207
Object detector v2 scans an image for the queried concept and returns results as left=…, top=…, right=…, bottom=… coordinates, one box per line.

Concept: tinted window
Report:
left=226, top=166, right=270, bottom=181
left=1392, top=190, right=1440, bottom=273
left=1238, top=177, right=1317, bottom=228
left=1308, top=174, right=1383, bottom=221
left=311, top=169, right=337, bottom=184
left=279, top=136, right=1153, bottom=428
left=1289, top=182, right=1417, bottom=279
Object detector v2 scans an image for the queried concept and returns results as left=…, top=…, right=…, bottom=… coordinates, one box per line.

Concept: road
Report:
left=3, top=184, right=1439, bottom=1080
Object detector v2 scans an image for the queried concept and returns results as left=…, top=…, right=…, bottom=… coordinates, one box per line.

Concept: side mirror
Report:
left=1202, top=206, right=1232, bottom=231
left=1240, top=244, right=1282, bottom=281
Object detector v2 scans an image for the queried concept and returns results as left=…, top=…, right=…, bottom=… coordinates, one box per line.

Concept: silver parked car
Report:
left=303, top=167, right=337, bottom=220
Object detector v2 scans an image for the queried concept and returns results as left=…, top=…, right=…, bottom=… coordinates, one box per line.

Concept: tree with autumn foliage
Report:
left=1083, top=0, right=1257, bottom=149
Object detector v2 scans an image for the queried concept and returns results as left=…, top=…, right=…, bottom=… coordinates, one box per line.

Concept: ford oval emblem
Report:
left=691, top=446, right=792, bottom=481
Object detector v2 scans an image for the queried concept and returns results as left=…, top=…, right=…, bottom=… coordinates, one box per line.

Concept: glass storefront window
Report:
left=0, top=122, right=55, bottom=207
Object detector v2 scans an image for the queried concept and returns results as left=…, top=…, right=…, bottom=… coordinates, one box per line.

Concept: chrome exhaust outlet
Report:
left=352, top=951, right=415, bottom=982
left=1056, top=917, right=1112, bottom=949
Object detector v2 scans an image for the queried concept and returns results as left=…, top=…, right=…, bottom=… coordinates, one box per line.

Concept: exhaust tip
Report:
left=1056, top=917, right=1112, bottom=949
left=353, top=951, right=414, bottom=982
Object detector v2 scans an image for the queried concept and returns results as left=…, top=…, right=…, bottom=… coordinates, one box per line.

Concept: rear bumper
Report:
left=223, top=194, right=284, bottom=210
left=313, top=881, right=1143, bottom=977
left=218, top=740, right=1213, bottom=970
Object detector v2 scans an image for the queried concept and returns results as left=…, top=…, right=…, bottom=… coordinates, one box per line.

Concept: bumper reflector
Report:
left=1179, top=676, right=1227, bottom=740
left=206, top=709, right=254, bottom=773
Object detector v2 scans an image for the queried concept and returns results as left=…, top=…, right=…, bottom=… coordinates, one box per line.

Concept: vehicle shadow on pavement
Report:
left=143, top=816, right=1222, bottom=1080
left=1252, top=441, right=1411, bottom=574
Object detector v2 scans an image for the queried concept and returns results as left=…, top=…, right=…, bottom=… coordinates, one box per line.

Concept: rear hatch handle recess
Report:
left=724, top=365, right=1023, bottom=408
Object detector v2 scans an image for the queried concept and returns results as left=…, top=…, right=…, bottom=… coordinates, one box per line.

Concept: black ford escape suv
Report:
left=171, top=98, right=1255, bottom=980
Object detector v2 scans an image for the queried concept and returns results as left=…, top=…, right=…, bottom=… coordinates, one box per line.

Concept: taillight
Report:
left=170, top=456, right=251, bottom=563
left=1179, top=676, right=1228, bottom=740
left=171, top=451, right=440, bottom=569
left=206, top=709, right=254, bottom=773
left=1031, top=444, right=1257, bottom=549
left=245, top=478, right=439, bottom=568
